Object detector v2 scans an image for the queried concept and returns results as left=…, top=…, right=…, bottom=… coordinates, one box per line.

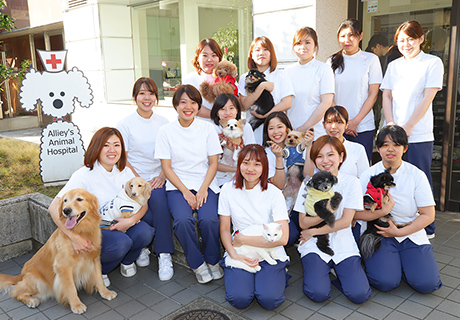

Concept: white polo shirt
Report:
left=155, top=118, right=222, bottom=194
left=285, top=58, right=335, bottom=137
left=380, top=51, right=443, bottom=143
left=328, top=50, right=382, bottom=133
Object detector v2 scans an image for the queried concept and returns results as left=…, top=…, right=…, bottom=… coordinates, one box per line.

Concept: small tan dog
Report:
left=0, top=189, right=117, bottom=314
left=100, top=177, right=150, bottom=225
left=200, top=60, right=238, bottom=103
left=283, top=129, right=308, bottom=212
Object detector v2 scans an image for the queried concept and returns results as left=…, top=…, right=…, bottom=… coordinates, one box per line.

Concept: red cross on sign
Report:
left=46, top=54, right=62, bottom=69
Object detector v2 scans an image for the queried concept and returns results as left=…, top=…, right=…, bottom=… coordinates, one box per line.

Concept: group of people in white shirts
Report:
left=48, top=18, right=443, bottom=309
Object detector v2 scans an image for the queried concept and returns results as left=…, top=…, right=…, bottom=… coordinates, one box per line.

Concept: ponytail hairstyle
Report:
left=330, top=18, right=362, bottom=74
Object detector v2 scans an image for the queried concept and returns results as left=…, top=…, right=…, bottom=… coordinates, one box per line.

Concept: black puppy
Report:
left=359, top=168, right=398, bottom=260
left=244, top=69, right=275, bottom=130
left=303, top=171, right=342, bottom=256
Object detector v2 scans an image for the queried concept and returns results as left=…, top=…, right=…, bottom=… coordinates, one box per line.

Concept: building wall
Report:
left=28, top=0, right=62, bottom=27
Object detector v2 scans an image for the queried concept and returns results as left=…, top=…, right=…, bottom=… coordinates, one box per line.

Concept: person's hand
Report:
left=401, top=124, right=413, bottom=137
left=375, top=219, right=402, bottom=237
left=109, top=217, right=134, bottom=233
left=195, top=188, right=208, bottom=209
left=299, top=229, right=315, bottom=245
left=377, top=193, right=395, bottom=217
left=70, top=233, right=93, bottom=254
left=232, top=232, right=244, bottom=247
left=149, top=176, right=165, bottom=189
left=183, top=190, right=197, bottom=210
left=345, top=118, right=358, bottom=137
left=250, top=109, right=267, bottom=119
left=303, top=130, right=314, bottom=148
left=235, top=253, right=259, bottom=267
left=261, top=81, right=274, bottom=92
left=269, top=142, right=284, bottom=159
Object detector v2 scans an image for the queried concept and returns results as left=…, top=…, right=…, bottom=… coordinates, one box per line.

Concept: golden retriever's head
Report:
left=124, top=177, right=151, bottom=206
left=213, top=60, right=237, bottom=78
left=60, top=189, right=100, bottom=231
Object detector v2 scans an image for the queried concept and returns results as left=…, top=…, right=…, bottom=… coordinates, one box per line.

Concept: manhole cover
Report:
left=172, top=309, right=230, bottom=320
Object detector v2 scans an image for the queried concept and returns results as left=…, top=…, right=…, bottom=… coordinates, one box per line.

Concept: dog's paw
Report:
left=70, top=302, right=87, bottom=314
left=25, top=297, right=40, bottom=308
left=101, top=289, right=117, bottom=301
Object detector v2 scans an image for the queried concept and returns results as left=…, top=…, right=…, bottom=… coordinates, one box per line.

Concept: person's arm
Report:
left=150, top=170, right=166, bottom=189
left=354, top=193, right=395, bottom=221
left=197, top=107, right=211, bottom=118
left=160, top=158, right=197, bottom=209
left=250, top=95, right=292, bottom=119
left=232, top=220, right=289, bottom=248
left=195, top=154, right=219, bottom=208
left=239, top=81, right=275, bottom=111
left=298, top=212, right=324, bottom=230
left=217, top=163, right=237, bottom=173
left=220, top=215, right=260, bottom=267
left=48, top=197, right=93, bottom=253
left=374, top=205, right=435, bottom=238
left=382, top=89, right=395, bottom=125
left=401, top=88, right=438, bottom=137
left=268, top=144, right=286, bottom=190
left=297, top=93, right=334, bottom=132
left=110, top=204, right=148, bottom=232
left=346, top=84, right=379, bottom=137
left=299, top=208, right=355, bottom=245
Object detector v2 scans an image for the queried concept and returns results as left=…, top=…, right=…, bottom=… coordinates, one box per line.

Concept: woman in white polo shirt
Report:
left=328, top=18, right=382, bottom=162
left=381, top=20, right=443, bottom=237
left=238, top=36, right=294, bottom=144
left=285, top=27, right=334, bottom=138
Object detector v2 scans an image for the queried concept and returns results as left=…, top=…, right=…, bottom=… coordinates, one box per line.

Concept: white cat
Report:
left=225, top=222, right=282, bottom=273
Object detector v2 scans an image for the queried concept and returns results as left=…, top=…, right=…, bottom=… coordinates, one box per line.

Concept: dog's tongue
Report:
left=65, top=216, right=78, bottom=229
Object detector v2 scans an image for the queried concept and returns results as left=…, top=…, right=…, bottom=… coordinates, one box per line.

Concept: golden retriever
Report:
left=0, top=189, right=117, bottom=314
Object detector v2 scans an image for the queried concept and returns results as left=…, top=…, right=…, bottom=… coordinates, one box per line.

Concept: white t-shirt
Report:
left=117, top=111, right=169, bottom=181
left=285, top=59, right=334, bottom=137
left=380, top=51, right=443, bottom=143
left=182, top=71, right=215, bottom=121
left=359, top=161, right=435, bottom=245
left=219, top=181, right=289, bottom=261
left=57, top=161, right=135, bottom=209
left=214, top=122, right=256, bottom=186
left=238, top=67, right=295, bottom=144
left=327, top=50, right=382, bottom=133
left=294, top=172, right=363, bottom=264
left=155, top=118, right=222, bottom=194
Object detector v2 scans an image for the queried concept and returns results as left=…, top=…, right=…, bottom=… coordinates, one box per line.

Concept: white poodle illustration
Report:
left=19, top=50, right=93, bottom=184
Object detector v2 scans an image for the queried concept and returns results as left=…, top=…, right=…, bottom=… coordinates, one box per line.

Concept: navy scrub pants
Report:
left=100, top=221, right=155, bottom=274
left=167, top=189, right=221, bottom=269
left=142, top=186, right=175, bottom=255
left=222, top=260, right=289, bottom=310
left=301, top=253, right=371, bottom=304
left=404, top=141, right=435, bottom=235
left=363, top=237, right=442, bottom=293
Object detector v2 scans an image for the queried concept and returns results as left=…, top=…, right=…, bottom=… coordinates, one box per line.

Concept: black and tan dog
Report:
left=244, top=69, right=275, bottom=130
left=303, top=171, right=342, bottom=256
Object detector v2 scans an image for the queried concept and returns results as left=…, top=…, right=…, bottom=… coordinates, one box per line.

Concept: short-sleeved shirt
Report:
left=294, top=172, right=363, bottom=263
left=57, top=161, right=135, bottom=209
left=238, top=67, right=294, bottom=144
left=117, top=111, right=169, bottom=180
left=285, top=59, right=334, bottom=136
left=380, top=51, right=443, bottom=143
left=327, top=50, right=382, bottom=133
left=155, top=118, right=222, bottom=193
left=219, top=181, right=289, bottom=261
left=359, top=161, right=435, bottom=245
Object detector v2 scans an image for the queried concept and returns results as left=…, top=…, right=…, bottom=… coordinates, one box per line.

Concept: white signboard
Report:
left=19, top=50, right=93, bottom=184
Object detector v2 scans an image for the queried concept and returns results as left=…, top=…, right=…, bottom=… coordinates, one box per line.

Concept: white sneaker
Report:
left=120, top=263, right=137, bottom=277
left=102, top=274, right=110, bottom=287
left=207, top=263, right=224, bottom=280
left=158, top=253, right=174, bottom=281
left=194, top=262, right=212, bottom=284
left=136, top=248, right=151, bottom=267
